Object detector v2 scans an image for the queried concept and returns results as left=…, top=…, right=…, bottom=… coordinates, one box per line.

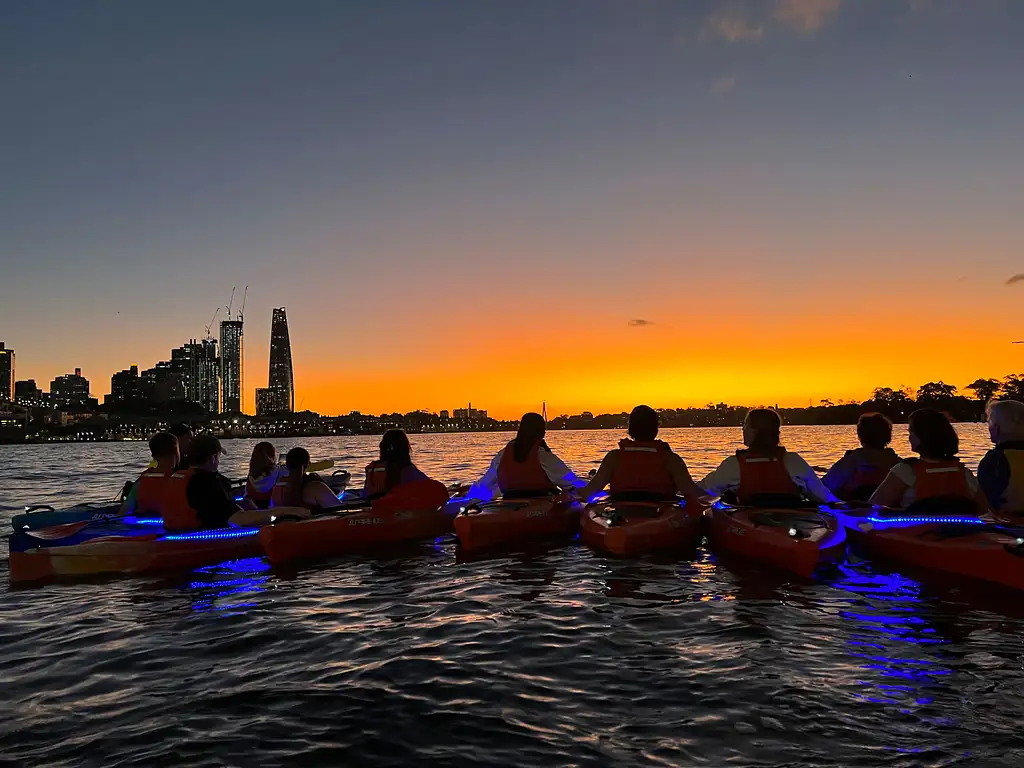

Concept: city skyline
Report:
left=1, top=2, right=1023, bottom=417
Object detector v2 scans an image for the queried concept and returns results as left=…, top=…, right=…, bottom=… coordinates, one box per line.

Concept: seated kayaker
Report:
left=271, top=447, right=340, bottom=510
left=169, top=423, right=193, bottom=471
left=468, top=413, right=584, bottom=501
left=870, top=409, right=989, bottom=515
left=700, top=408, right=838, bottom=506
left=162, top=434, right=280, bottom=531
left=244, top=441, right=281, bottom=509
left=120, top=431, right=179, bottom=517
left=978, top=400, right=1024, bottom=515
left=823, top=413, right=901, bottom=501
left=577, top=405, right=704, bottom=502
left=364, top=429, right=432, bottom=499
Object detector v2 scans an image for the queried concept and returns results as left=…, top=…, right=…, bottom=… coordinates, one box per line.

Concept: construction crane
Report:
left=204, top=307, right=220, bottom=340
left=225, top=286, right=236, bottom=320
left=238, top=285, right=248, bottom=323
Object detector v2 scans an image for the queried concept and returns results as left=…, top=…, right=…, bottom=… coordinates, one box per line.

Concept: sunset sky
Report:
left=1, top=0, right=1022, bottom=418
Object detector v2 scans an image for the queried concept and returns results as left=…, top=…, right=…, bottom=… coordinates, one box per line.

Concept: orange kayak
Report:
left=259, top=479, right=454, bottom=564
left=845, top=514, right=1024, bottom=591
left=706, top=502, right=847, bottom=578
left=580, top=497, right=706, bottom=556
left=454, top=495, right=581, bottom=551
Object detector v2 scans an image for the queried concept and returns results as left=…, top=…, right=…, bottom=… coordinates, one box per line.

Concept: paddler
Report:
left=822, top=412, right=901, bottom=501
left=119, top=431, right=179, bottom=516
left=977, top=400, right=1024, bottom=515
left=468, top=413, right=584, bottom=501
left=364, top=429, right=433, bottom=499
left=244, top=441, right=280, bottom=509
left=576, top=405, right=705, bottom=502
left=700, top=408, right=838, bottom=504
left=869, top=408, right=989, bottom=514
left=169, top=423, right=193, bottom=470
left=270, top=447, right=342, bottom=510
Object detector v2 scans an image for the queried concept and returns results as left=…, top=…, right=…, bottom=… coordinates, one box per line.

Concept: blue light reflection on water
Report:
left=184, top=557, right=273, bottom=614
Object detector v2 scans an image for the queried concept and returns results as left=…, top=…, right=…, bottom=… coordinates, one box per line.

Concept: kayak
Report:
left=844, top=511, right=1024, bottom=591
left=706, top=501, right=847, bottom=578
left=580, top=497, right=706, bottom=556
left=8, top=519, right=265, bottom=584
left=259, top=480, right=455, bottom=565
left=10, top=470, right=351, bottom=532
left=454, top=495, right=581, bottom=551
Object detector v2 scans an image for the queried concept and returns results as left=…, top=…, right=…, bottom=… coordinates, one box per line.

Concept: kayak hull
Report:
left=454, top=496, right=581, bottom=551
left=11, top=503, right=125, bottom=532
left=580, top=498, right=705, bottom=556
left=706, top=502, right=846, bottom=578
left=846, top=517, right=1024, bottom=591
left=8, top=522, right=263, bottom=583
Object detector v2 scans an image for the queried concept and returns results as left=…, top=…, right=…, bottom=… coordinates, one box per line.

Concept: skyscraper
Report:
left=219, top=318, right=244, bottom=413
left=255, top=387, right=273, bottom=417
left=187, top=338, right=220, bottom=414
left=268, top=308, right=294, bottom=413
left=0, top=342, right=13, bottom=401
left=51, top=368, right=91, bottom=408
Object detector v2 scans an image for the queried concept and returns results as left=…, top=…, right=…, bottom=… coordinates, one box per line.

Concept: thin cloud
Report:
left=711, top=75, right=738, bottom=94
left=628, top=319, right=655, bottom=327
left=1006, top=273, right=1024, bottom=286
left=774, top=0, right=842, bottom=32
left=702, top=12, right=763, bottom=42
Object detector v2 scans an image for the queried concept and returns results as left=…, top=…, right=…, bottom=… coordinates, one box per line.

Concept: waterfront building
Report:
left=106, top=365, right=147, bottom=405
left=255, top=387, right=274, bottom=416
left=219, top=318, right=244, bottom=413
left=187, top=338, right=220, bottom=415
left=14, top=379, right=43, bottom=406
left=267, top=307, right=294, bottom=413
left=453, top=403, right=487, bottom=421
left=50, top=368, right=91, bottom=408
left=0, top=342, right=13, bottom=401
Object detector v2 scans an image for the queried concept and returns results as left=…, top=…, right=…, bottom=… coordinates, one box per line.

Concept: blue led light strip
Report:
left=865, top=516, right=984, bottom=525
left=160, top=528, right=260, bottom=542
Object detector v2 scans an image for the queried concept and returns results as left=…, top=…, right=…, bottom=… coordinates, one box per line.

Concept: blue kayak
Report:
left=11, top=503, right=127, bottom=532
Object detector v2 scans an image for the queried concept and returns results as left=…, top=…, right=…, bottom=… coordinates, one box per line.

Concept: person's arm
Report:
left=576, top=451, right=617, bottom=501
left=465, top=450, right=503, bottom=502
left=699, top=457, right=740, bottom=497
left=305, top=479, right=342, bottom=510
left=119, top=478, right=140, bottom=515
left=666, top=453, right=712, bottom=499
left=539, top=449, right=586, bottom=490
left=821, top=453, right=853, bottom=495
left=975, top=449, right=1006, bottom=510
left=963, top=466, right=993, bottom=517
left=868, top=468, right=909, bottom=508
left=786, top=454, right=840, bottom=503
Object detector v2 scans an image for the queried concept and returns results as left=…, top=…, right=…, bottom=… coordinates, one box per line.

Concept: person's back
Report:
left=364, top=430, right=430, bottom=498
left=245, top=441, right=280, bottom=509
left=978, top=400, right=1024, bottom=515
left=701, top=408, right=838, bottom=505
left=121, top=431, right=180, bottom=517
left=870, top=409, right=987, bottom=515
left=273, top=447, right=340, bottom=510
left=578, top=405, right=702, bottom=502
left=162, top=434, right=240, bottom=531
left=824, top=413, right=901, bottom=501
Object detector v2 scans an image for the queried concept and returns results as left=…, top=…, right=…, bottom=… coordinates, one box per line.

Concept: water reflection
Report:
left=184, top=557, right=272, bottom=614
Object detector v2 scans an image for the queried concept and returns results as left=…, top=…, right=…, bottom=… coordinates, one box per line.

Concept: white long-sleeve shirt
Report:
left=467, top=446, right=585, bottom=502
left=699, top=452, right=839, bottom=504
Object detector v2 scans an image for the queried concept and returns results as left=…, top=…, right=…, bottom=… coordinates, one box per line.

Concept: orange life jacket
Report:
left=364, top=460, right=392, bottom=497
left=908, top=459, right=972, bottom=501
left=134, top=468, right=171, bottom=517
left=610, top=440, right=677, bottom=498
left=736, top=449, right=799, bottom=503
left=371, top=478, right=450, bottom=513
left=497, top=440, right=555, bottom=495
left=270, top=476, right=313, bottom=510
left=162, top=468, right=201, bottom=532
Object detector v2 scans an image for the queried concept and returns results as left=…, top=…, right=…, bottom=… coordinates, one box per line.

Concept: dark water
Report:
left=2, top=426, right=1023, bottom=767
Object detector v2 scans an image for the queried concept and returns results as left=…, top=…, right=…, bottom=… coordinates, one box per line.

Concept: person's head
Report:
left=188, top=433, right=225, bottom=472
left=856, top=412, right=893, bottom=450
left=513, top=412, right=546, bottom=462
left=743, top=408, right=783, bottom=453
left=986, top=399, right=1024, bottom=444
left=148, top=431, right=179, bottom=469
left=908, top=408, right=959, bottom=459
left=249, top=441, right=276, bottom=478
left=380, top=430, right=412, bottom=465
left=285, top=446, right=311, bottom=475
left=169, top=423, right=193, bottom=456
left=628, top=405, right=659, bottom=442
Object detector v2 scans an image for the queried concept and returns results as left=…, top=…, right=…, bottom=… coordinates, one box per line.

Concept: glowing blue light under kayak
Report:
left=865, top=516, right=985, bottom=525
left=160, top=528, right=260, bottom=542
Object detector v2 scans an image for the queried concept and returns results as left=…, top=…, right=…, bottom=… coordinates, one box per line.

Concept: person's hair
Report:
left=627, top=405, right=659, bottom=441
left=909, top=408, right=959, bottom=459
left=188, top=434, right=223, bottom=467
left=249, top=442, right=276, bottom=479
left=148, top=431, right=178, bottom=461
left=380, top=430, right=412, bottom=490
left=744, top=408, right=783, bottom=453
left=856, top=412, right=893, bottom=450
left=169, top=423, right=192, bottom=439
left=987, top=399, right=1024, bottom=437
left=281, top=447, right=311, bottom=506
left=513, top=413, right=546, bottom=462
